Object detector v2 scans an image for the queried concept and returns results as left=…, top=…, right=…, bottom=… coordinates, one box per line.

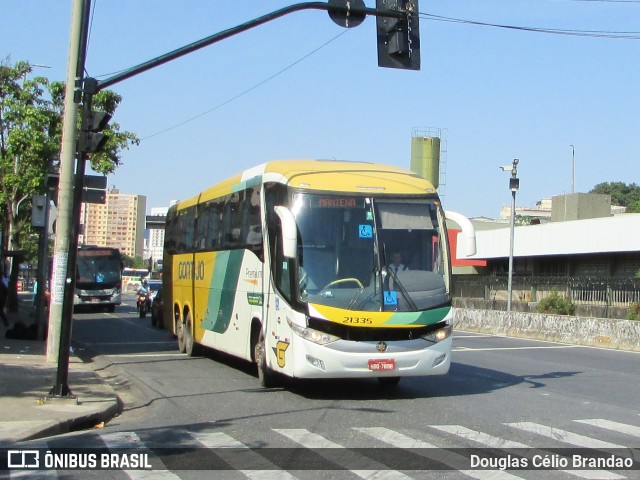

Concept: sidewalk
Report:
left=0, top=293, right=122, bottom=446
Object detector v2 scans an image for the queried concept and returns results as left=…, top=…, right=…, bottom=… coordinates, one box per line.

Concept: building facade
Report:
left=80, top=188, right=146, bottom=259
left=146, top=206, right=168, bottom=272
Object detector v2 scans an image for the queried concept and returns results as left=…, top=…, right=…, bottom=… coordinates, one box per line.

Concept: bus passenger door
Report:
left=263, top=230, right=296, bottom=378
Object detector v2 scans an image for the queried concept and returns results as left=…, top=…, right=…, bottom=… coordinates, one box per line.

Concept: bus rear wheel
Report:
left=184, top=313, right=200, bottom=357
left=254, top=331, right=276, bottom=388
left=176, top=317, right=186, bottom=353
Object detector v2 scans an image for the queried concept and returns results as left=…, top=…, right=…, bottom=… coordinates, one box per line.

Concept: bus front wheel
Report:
left=254, top=331, right=276, bottom=388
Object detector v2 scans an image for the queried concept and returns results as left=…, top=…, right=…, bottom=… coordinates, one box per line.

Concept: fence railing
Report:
left=452, top=275, right=640, bottom=308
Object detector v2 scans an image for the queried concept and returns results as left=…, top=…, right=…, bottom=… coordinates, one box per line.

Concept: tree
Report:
left=0, top=59, right=139, bottom=254
left=0, top=60, right=59, bottom=253
left=590, top=182, right=640, bottom=213
left=121, top=253, right=148, bottom=269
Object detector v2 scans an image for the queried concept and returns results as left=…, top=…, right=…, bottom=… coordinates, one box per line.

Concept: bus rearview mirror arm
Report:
left=275, top=206, right=298, bottom=259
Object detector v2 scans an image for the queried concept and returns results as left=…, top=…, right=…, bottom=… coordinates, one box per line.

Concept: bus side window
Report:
left=222, top=192, right=242, bottom=248
left=195, top=202, right=209, bottom=251
left=211, top=200, right=224, bottom=249
left=242, top=186, right=263, bottom=255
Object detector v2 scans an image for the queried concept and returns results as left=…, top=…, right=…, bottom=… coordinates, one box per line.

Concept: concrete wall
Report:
left=453, top=307, right=640, bottom=352
left=551, top=193, right=611, bottom=222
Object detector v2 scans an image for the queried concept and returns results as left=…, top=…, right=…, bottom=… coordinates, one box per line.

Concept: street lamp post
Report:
left=500, top=159, right=520, bottom=312
left=570, top=145, right=575, bottom=194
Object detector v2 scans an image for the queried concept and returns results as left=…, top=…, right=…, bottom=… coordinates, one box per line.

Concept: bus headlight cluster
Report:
left=287, top=318, right=340, bottom=345
left=420, top=322, right=452, bottom=344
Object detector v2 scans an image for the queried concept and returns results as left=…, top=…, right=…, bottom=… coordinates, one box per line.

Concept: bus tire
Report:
left=254, top=331, right=276, bottom=388
left=184, top=312, right=200, bottom=357
left=176, top=317, right=186, bottom=353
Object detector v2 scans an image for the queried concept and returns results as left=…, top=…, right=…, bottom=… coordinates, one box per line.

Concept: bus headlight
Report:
left=420, top=322, right=452, bottom=344
left=287, top=318, right=340, bottom=345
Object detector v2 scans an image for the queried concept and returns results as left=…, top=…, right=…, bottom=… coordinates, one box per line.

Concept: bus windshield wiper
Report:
left=388, top=268, right=418, bottom=311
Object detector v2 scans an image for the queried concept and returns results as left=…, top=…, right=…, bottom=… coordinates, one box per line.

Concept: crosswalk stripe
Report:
left=431, top=426, right=625, bottom=480
left=355, top=427, right=523, bottom=480
left=575, top=419, right=640, bottom=439
left=504, top=423, right=626, bottom=449
left=189, top=431, right=298, bottom=479
left=430, top=425, right=528, bottom=449
left=274, top=428, right=412, bottom=480
left=99, top=432, right=179, bottom=480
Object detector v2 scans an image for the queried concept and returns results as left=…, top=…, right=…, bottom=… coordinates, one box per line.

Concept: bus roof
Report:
left=176, top=159, right=437, bottom=209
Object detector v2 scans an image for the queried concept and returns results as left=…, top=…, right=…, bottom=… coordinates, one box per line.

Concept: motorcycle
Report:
left=137, top=292, right=150, bottom=318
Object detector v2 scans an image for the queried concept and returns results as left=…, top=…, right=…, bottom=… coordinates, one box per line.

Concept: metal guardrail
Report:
left=452, top=275, right=640, bottom=307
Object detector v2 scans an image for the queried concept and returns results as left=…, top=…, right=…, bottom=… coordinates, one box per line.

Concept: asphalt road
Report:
left=10, top=294, right=640, bottom=479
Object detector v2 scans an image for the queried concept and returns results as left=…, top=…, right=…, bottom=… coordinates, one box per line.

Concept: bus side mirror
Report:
left=274, top=206, right=297, bottom=259
left=445, top=210, right=477, bottom=257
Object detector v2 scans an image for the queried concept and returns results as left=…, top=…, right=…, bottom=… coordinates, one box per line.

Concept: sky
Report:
left=3, top=0, right=639, bottom=219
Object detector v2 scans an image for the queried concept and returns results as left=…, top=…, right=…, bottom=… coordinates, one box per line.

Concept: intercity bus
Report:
left=163, top=160, right=475, bottom=387
left=74, top=245, right=123, bottom=312
left=122, top=267, right=150, bottom=292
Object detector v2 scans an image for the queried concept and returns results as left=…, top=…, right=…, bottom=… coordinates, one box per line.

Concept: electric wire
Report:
left=420, top=13, right=640, bottom=40
left=140, top=29, right=349, bottom=141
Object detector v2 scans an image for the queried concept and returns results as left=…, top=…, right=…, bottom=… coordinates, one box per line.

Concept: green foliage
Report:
left=627, top=303, right=640, bottom=320
left=0, top=59, right=139, bottom=251
left=590, top=182, right=640, bottom=213
left=121, top=253, right=148, bottom=269
left=535, top=290, right=576, bottom=316
left=627, top=302, right=640, bottom=321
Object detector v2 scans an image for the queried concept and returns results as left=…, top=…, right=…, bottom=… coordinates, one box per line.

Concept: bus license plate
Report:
left=368, top=359, right=396, bottom=371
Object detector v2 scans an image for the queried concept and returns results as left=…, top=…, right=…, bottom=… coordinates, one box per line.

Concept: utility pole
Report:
left=47, top=0, right=91, bottom=399
left=500, top=159, right=520, bottom=313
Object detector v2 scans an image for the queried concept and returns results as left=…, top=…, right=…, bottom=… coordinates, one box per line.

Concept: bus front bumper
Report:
left=285, top=336, right=452, bottom=380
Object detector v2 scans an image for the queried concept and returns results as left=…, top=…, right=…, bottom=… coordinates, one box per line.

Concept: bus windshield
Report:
left=76, top=249, right=122, bottom=288
left=292, top=193, right=450, bottom=312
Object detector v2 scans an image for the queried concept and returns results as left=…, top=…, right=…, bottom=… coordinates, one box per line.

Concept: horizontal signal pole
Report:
left=98, top=2, right=405, bottom=91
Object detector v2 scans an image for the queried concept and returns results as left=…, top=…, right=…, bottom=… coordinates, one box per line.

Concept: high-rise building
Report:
left=147, top=206, right=168, bottom=271
left=80, top=188, right=146, bottom=259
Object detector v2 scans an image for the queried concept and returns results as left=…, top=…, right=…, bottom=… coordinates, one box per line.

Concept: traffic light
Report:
left=376, top=0, right=420, bottom=70
left=78, top=109, right=111, bottom=154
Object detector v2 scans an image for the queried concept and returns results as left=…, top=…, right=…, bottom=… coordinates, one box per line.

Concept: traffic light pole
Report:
left=97, top=2, right=406, bottom=91
left=47, top=0, right=92, bottom=397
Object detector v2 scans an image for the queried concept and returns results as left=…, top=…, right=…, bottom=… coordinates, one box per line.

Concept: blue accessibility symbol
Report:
left=384, top=290, right=398, bottom=306
left=359, top=224, right=373, bottom=238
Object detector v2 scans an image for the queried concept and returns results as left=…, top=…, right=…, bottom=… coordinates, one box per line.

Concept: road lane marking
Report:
left=505, top=422, right=626, bottom=449
left=274, top=428, right=411, bottom=479
left=454, top=345, right=583, bottom=352
left=355, top=427, right=523, bottom=480
left=575, top=419, right=640, bottom=439
left=99, top=431, right=179, bottom=480
left=431, top=425, right=624, bottom=480
left=190, top=431, right=298, bottom=479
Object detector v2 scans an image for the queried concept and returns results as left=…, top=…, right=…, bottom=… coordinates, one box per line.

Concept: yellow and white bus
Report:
left=163, top=160, right=475, bottom=387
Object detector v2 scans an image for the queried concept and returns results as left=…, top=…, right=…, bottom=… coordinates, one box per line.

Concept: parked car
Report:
left=151, top=286, right=163, bottom=328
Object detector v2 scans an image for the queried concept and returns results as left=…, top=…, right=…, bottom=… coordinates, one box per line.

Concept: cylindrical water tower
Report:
left=410, top=135, right=441, bottom=189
